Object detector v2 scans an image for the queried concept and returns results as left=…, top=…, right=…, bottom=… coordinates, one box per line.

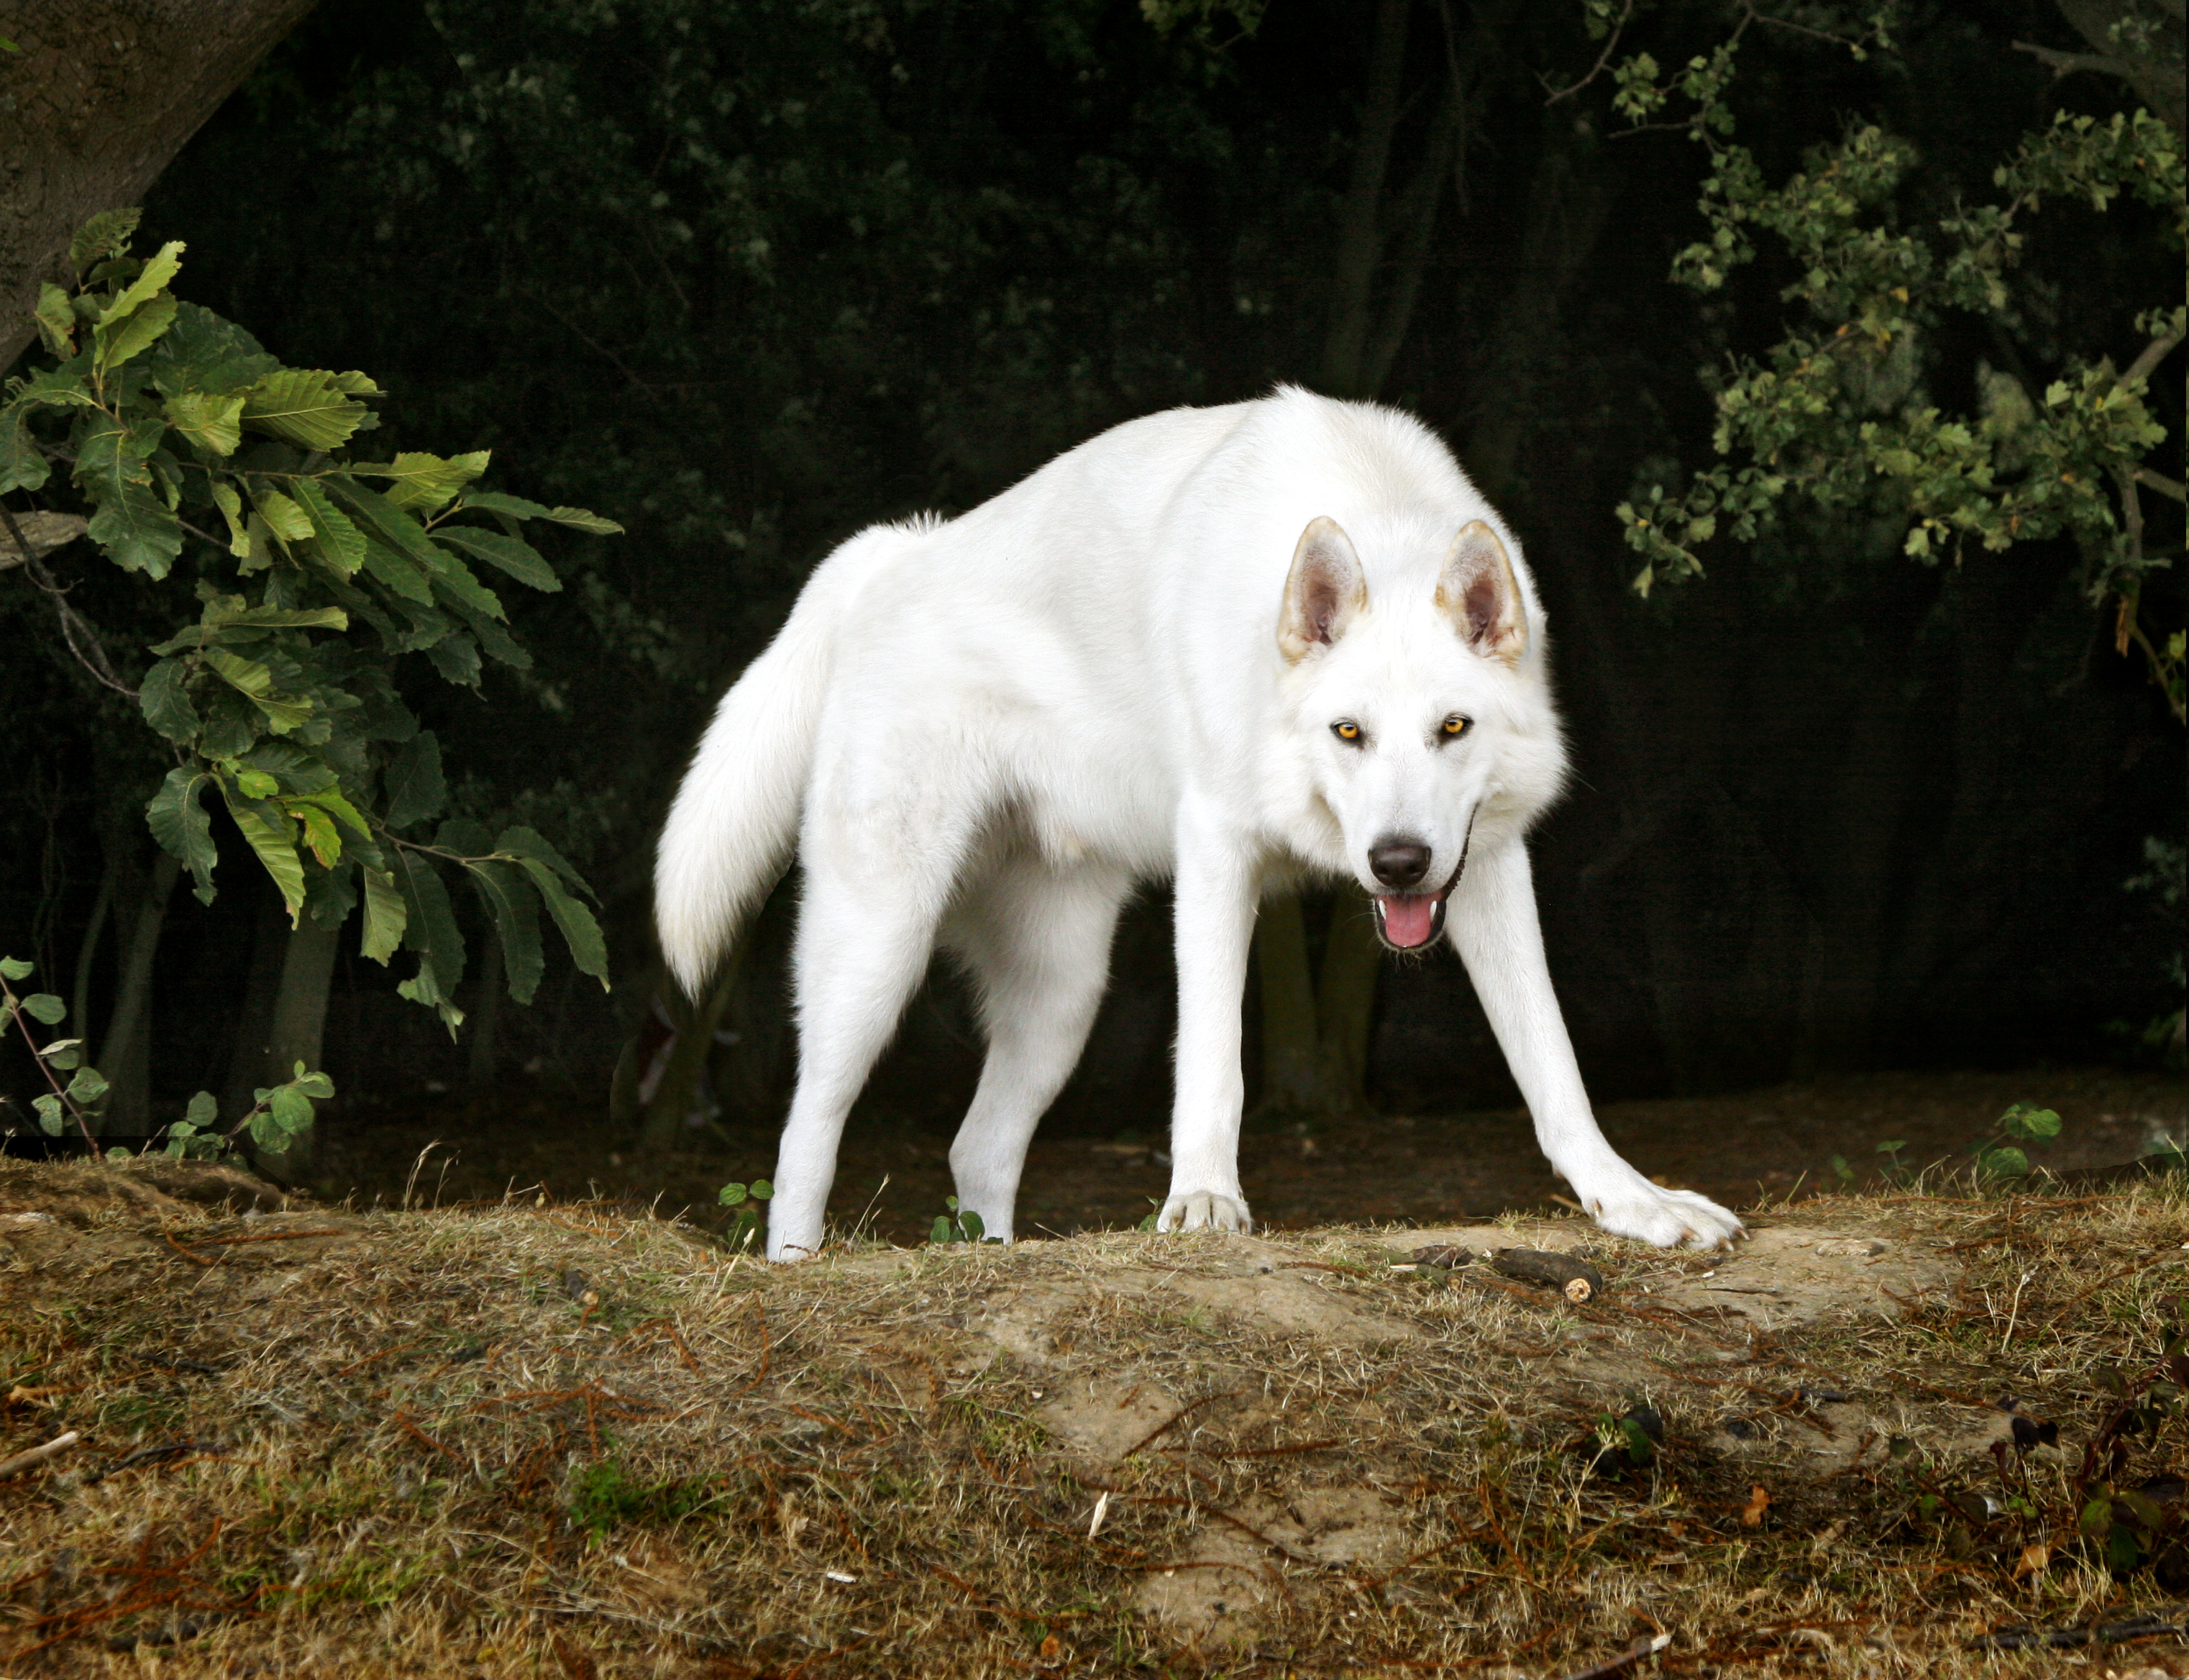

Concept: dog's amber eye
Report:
left=1332, top=721, right=1361, bottom=742
left=1441, top=716, right=1469, bottom=737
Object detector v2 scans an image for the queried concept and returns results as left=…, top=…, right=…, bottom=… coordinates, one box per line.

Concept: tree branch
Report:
left=1543, top=0, right=1633, bottom=106
left=1, top=506, right=140, bottom=699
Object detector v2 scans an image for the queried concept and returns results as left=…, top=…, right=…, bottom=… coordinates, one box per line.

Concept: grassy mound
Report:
left=2, top=1159, right=2186, bottom=1676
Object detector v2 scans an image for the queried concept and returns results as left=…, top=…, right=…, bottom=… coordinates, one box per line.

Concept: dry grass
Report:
left=2, top=1158, right=2187, bottom=1678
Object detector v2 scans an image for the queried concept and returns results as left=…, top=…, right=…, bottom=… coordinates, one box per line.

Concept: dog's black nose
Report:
left=1368, top=839, right=1431, bottom=889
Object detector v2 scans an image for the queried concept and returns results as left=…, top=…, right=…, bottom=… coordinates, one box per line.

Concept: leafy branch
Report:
left=1, top=211, right=622, bottom=1034
left=1594, top=12, right=2186, bottom=721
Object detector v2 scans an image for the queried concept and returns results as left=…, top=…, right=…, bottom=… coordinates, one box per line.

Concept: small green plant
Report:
left=716, top=1178, right=772, bottom=1251
left=1975, top=1102, right=2063, bottom=1182
left=929, top=1195, right=1002, bottom=1246
left=1, top=956, right=104, bottom=1146
left=2, top=954, right=330, bottom=1157
left=566, top=1458, right=721, bottom=1538
left=1828, top=1152, right=1855, bottom=1187
left=1875, top=1138, right=1913, bottom=1187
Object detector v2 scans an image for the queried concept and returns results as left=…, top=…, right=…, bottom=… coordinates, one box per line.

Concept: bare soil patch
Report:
left=4, top=1156, right=2189, bottom=1676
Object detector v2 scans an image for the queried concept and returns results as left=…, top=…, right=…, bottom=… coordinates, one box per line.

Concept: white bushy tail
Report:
left=654, top=521, right=928, bottom=997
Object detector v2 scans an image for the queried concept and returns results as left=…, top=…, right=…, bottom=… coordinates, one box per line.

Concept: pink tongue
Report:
left=1379, top=894, right=1435, bottom=948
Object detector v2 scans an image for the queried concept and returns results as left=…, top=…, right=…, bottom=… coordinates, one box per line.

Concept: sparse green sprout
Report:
left=1975, top=1102, right=2065, bottom=1182
left=716, top=1179, right=772, bottom=1250
left=929, top=1194, right=1002, bottom=1246
left=1875, top=1138, right=1911, bottom=1187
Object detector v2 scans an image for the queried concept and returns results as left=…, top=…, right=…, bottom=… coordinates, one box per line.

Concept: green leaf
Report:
left=66, top=1065, right=109, bottom=1107
left=293, top=785, right=369, bottom=838
left=293, top=1068, right=335, bottom=1099
left=39, top=1038, right=81, bottom=1069
left=360, top=866, right=407, bottom=964
left=163, top=391, right=245, bottom=457
left=511, top=854, right=609, bottom=989
left=210, top=480, right=250, bottom=557
left=461, top=490, right=623, bottom=534
left=94, top=238, right=182, bottom=327
left=250, top=485, right=314, bottom=545
left=384, top=733, right=447, bottom=829
left=265, top=1084, right=314, bottom=1140
left=221, top=784, right=306, bottom=923
left=720, top=1182, right=749, bottom=1206
left=33, top=1094, right=65, bottom=1136
left=288, top=478, right=367, bottom=576
left=390, top=849, right=467, bottom=1028
left=294, top=802, right=343, bottom=867
left=493, top=825, right=590, bottom=892
left=433, top=524, right=561, bottom=592
left=425, top=630, right=481, bottom=685
left=204, top=647, right=312, bottom=734
left=241, top=368, right=371, bottom=452
left=0, top=956, right=32, bottom=980
left=355, top=450, right=490, bottom=513
left=95, top=288, right=178, bottom=373
left=138, top=657, right=200, bottom=743
left=34, top=280, right=76, bottom=357
left=22, top=993, right=65, bottom=1025
left=77, top=412, right=183, bottom=576
left=70, top=209, right=141, bottom=275
left=225, top=605, right=349, bottom=632
left=145, top=301, right=278, bottom=397
left=186, top=1090, right=218, bottom=1128
left=0, top=405, right=49, bottom=495
left=147, top=767, right=219, bottom=902
left=2001, top=1103, right=2062, bottom=1141
left=357, top=534, right=433, bottom=603
left=467, top=858, right=545, bottom=1005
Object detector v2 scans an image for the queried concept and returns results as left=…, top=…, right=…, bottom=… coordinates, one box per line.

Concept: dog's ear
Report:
left=1437, top=521, right=1527, bottom=665
left=1277, top=516, right=1368, bottom=662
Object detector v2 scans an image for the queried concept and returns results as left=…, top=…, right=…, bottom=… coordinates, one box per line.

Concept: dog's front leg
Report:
left=1157, top=803, right=1257, bottom=1235
left=1450, top=838, right=1745, bottom=1250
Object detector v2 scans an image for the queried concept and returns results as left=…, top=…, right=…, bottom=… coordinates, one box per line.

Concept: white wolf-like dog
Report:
left=657, top=387, right=1745, bottom=1261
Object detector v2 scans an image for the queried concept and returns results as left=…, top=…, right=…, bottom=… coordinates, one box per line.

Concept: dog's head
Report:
left=1275, top=513, right=1555, bottom=950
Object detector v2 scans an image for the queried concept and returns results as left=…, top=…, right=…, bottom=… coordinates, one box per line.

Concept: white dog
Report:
left=657, top=388, right=1745, bottom=1260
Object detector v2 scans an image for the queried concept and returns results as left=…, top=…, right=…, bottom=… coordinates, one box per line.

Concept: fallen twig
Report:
left=1558, top=1633, right=1671, bottom=1680
left=0, top=1430, right=80, bottom=1480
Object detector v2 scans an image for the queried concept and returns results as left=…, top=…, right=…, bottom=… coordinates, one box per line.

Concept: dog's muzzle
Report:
left=1369, top=817, right=1473, bottom=951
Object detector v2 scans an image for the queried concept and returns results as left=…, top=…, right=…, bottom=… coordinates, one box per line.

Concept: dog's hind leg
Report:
left=943, top=862, right=1129, bottom=1242
left=766, top=786, right=973, bottom=1261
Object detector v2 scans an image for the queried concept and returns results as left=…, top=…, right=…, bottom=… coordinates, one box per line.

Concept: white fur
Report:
left=655, top=388, right=1745, bottom=1260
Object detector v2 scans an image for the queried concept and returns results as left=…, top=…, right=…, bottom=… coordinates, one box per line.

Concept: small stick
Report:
left=0, top=1430, right=81, bottom=1479
left=1558, top=1633, right=1671, bottom=1680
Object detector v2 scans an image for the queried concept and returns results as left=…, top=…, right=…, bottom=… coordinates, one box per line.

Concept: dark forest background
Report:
left=1, top=0, right=2181, bottom=1159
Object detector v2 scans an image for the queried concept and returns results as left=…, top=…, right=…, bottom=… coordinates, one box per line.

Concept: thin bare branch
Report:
left=0, top=505, right=139, bottom=699
left=2011, top=38, right=2140, bottom=81
left=1543, top=0, right=1632, bottom=106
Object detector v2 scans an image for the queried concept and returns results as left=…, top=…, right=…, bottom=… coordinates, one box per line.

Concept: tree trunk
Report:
left=97, top=850, right=178, bottom=1133
left=0, top=0, right=320, bottom=373
left=467, top=928, right=504, bottom=1086
left=1255, top=892, right=1332, bottom=1113
left=221, top=888, right=289, bottom=1125
left=1320, top=0, right=1415, bottom=398
left=249, top=916, right=339, bottom=1181
left=68, top=860, right=114, bottom=1055
left=639, top=943, right=749, bottom=1151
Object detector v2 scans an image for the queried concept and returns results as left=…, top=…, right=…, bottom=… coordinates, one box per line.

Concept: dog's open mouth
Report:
left=1370, top=818, right=1473, bottom=951
left=1371, top=885, right=1452, bottom=950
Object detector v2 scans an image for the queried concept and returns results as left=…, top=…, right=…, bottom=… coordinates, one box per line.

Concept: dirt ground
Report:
left=3, top=1153, right=2189, bottom=1677
left=309, top=1065, right=2188, bottom=1246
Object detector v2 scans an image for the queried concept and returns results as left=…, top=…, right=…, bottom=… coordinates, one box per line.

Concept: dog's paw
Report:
left=1574, top=1177, right=1744, bottom=1251
left=1156, top=1190, right=1254, bottom=1235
